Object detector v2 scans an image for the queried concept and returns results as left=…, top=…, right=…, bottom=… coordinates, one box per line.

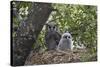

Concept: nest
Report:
left=24, top=49, right=88, bottom=65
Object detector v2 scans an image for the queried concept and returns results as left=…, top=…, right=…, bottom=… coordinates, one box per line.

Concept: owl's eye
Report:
left=68, top=36, right=70, bottom=38
left=49, top=26, right=51, bottom=28
left=64, top=36, right=67, bottom=39
left=53, top=26, right=55, bottom=29
left=64, top=36, right=70, bottom=39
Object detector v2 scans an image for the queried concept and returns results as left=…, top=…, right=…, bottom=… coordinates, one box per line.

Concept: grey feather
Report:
left=45, top=22, right=61, bottom=50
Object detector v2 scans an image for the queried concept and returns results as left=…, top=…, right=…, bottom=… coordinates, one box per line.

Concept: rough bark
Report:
left=11, top=1, right=52, bottom=66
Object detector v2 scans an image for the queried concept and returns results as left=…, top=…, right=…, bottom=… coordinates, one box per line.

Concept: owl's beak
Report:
left=50, top=28, right=54, bottom=31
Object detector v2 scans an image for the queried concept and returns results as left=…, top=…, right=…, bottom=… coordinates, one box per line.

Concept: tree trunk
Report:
left=11, top=1, right=52, bottom=66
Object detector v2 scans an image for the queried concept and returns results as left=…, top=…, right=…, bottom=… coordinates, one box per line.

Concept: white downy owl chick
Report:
left=57, top=32, right=73, bottom=51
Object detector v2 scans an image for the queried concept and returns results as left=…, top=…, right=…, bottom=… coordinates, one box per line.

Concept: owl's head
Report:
left=45, top=22, right=57, bottom=32
left=62, top=31, right=72, bottom=40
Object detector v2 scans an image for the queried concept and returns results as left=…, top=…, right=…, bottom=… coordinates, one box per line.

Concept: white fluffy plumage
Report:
left=57, top=32, right=73, bottom=51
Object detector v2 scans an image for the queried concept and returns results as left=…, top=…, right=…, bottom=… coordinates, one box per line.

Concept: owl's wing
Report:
left=45, top=32, right=52, bottom=48
left=54, top=31, right=61, bottom=45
